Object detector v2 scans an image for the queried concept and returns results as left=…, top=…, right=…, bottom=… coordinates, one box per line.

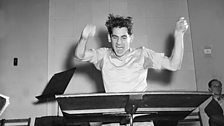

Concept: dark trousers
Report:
left=209, top=115, right=224, bottom=126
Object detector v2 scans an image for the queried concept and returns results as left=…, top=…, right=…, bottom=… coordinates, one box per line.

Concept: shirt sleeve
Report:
left=78, top=48, right=108, bottom=70
left=142, top=47, right=165, bottom=70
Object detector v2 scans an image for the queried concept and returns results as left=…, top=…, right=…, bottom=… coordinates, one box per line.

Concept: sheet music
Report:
left=0, top=94, right=10, bottom=116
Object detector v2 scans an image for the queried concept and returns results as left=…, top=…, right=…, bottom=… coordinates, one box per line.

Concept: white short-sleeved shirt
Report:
left=80, top=47, right=164, bottom=92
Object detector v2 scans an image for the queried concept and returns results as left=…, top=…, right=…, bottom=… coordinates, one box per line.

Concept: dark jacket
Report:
left=204, top=98, right=223, bottom=117
left=204, top=98, right=224, bottom=126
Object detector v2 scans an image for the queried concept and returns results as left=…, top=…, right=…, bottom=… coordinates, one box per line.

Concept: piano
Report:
left=56, top=91, right=211, bottom=126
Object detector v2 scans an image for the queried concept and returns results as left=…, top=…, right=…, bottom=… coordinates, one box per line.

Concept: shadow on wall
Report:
left=62, top=44, right=105, bottom=93
left=147, top=33, right=175, bottom=85
left=62, top=28, right=111, bottom=93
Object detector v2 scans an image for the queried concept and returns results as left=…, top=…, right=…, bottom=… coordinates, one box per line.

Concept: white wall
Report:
left=188, top=0, right=224, bottom=92
left=0, top=0, right=49, bottom=124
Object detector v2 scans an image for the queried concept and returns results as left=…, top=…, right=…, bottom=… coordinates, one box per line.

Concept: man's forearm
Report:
left=169, top=31, right=184, bottom=70
left=75, top=24, right=95, bottom=60
left=74, top=37, right=88, bottom=60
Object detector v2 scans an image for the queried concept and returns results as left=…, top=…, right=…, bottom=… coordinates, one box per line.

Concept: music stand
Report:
left=0, top=94, right=9, bottom=116
left=56, top=91, right=211, bottom=126
left=35, top=67, right=76, bottom=103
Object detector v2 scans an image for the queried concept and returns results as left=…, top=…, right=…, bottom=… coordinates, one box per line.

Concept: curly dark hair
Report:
left=105, top=14, right=133, bottom=35
left=208, top=79, right=222, bottom=88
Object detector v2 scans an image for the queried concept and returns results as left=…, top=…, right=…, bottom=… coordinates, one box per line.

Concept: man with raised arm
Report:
left=75, top=14, right=188, bottom=93
left=75, top=14, right=188, bottom=126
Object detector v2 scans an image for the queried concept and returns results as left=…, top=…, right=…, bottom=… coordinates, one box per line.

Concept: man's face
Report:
left=110, top=27, right=133, bottom=57
left=209, top=81, right=222, bottom=95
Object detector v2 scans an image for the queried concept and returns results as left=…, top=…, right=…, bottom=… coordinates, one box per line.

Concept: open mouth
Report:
left=116, top=47, right=124, bottom=54
left=116, top=46, right=124, bottom=50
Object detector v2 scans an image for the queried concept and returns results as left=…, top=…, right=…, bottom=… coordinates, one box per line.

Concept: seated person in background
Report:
left=75, top=14, right=188, bottom=126
left=205, top=79, right=224, bottom=126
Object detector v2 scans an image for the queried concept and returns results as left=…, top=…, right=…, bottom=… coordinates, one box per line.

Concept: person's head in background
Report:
left=208, top=79, right=222, bottom=96
left=105, top=14, right=134, bottom=57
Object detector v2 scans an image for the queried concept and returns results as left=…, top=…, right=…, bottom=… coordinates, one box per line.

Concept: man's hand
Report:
left=75, top=24, right=96, bottom=60
left=81, top=24, right=96, bottom=40
left=175, top=17, right=189, bottom=34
